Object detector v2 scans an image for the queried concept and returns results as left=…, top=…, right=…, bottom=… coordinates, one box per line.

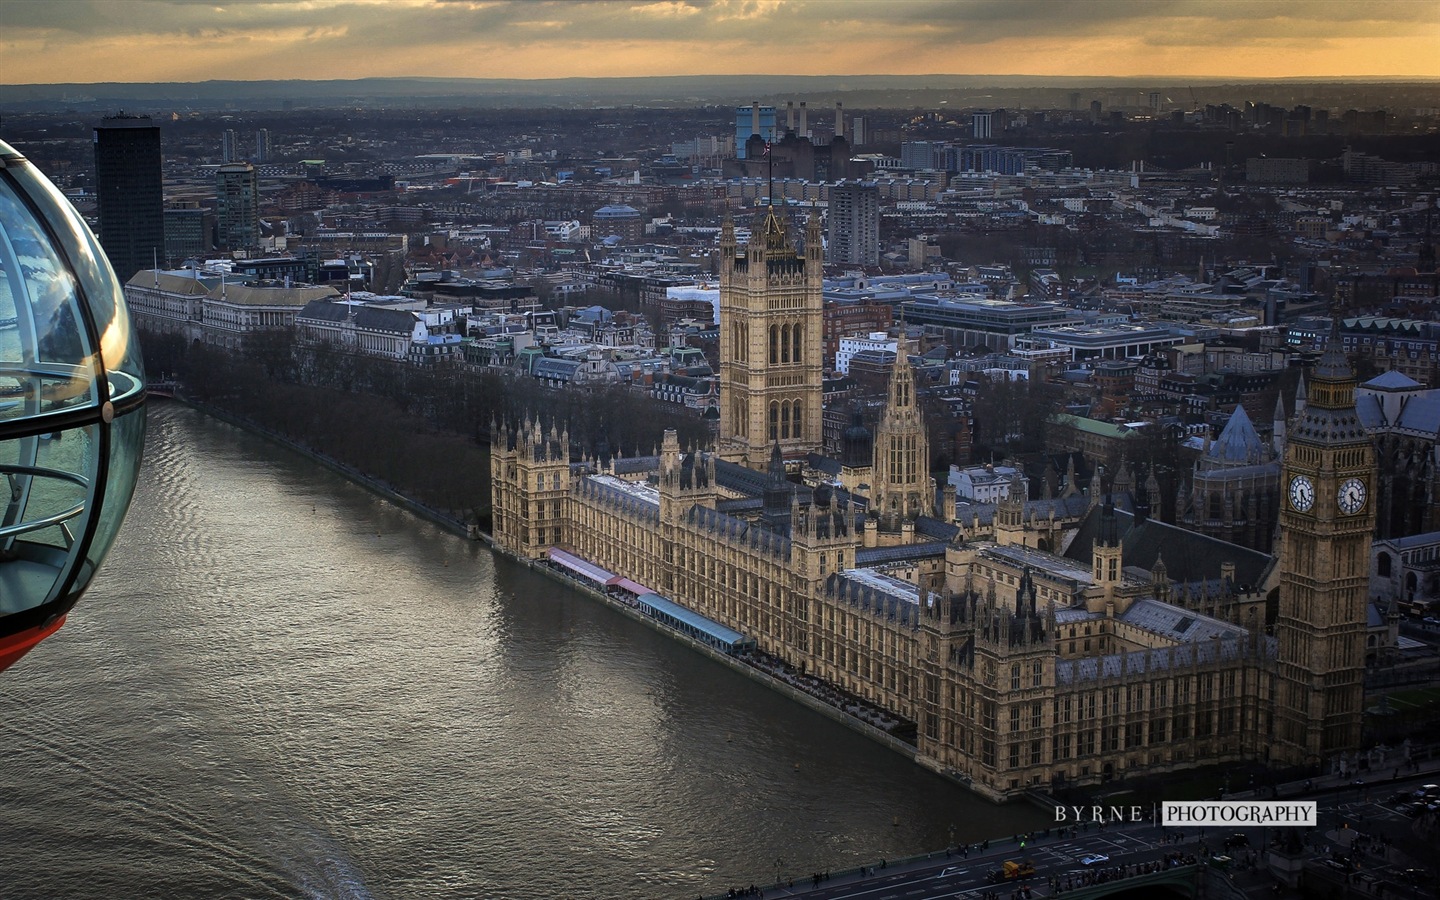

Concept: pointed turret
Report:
left=1273, top=392, right=1288, bottom=456
left=1209, top=404, right=1267, bottom=466
left=1152, top=552, right=1171, bottom=602
left=870, top=324, right=933, bottom=531
left=762, top=442, right=793, bottom=532
left=1091, top=493, right=1125, bottom=607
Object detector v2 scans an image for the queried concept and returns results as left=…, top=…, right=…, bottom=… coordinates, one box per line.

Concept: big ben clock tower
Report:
left=1274, top=324, right=1375, bottom=768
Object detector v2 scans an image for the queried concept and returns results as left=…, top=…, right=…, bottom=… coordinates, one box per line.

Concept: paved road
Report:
left=734, top=770, right=1440, bottom=900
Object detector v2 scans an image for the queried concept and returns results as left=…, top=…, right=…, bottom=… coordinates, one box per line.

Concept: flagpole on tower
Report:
left=766, top=140, right=773, bottom=211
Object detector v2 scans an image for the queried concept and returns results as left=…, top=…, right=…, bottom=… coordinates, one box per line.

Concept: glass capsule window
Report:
left=0, top=140, right=146, bottom=666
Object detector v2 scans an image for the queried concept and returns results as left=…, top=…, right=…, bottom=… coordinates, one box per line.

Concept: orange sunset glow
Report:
left=1, top=0, right=1437, bottom=85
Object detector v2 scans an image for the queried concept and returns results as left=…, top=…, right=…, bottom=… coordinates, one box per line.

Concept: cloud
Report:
left=1, top=0, right=1436, bottom=83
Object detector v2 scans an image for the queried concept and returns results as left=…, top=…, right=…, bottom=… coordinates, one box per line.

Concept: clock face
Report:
left=1338, top=477, right=1367, bottom=515
left=1289, top=475, right=1315, bottom=512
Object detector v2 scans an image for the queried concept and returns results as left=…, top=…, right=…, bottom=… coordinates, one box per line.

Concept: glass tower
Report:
left=93, top=116, right=164, bottom=283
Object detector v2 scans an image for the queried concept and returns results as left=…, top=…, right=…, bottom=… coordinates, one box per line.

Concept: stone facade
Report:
left=489, top=261, right=1373, bottom=803
left=717, top=211, right=824, bottom=468
left=1273, top=330, right=1375, bottom=767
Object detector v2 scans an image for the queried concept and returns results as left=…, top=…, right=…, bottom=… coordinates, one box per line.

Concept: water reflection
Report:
left=0, top=403, right=1046, bottom=898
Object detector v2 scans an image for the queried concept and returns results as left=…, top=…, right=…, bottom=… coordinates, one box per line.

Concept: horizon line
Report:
left=7, top=73, right=1440, bottom=89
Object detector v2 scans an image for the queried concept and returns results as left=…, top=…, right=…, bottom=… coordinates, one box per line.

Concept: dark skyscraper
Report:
left=93, top=116, right=163, bottom=283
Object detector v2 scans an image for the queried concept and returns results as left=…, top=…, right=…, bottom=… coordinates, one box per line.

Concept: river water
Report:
left=0, top=403, right=1045, bottom=899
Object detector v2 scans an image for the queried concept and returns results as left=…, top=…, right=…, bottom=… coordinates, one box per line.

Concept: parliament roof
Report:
left=1064, top=505, right=1272, bottom=589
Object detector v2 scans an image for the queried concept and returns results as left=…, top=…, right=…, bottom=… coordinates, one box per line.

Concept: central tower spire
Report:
left=869, top=326, right=934, bottom=530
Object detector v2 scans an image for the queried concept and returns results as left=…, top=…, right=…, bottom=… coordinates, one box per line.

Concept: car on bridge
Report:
left=986, top=860, right=1036, bottom=882
left=1079, top=854, right=1109, bottom=866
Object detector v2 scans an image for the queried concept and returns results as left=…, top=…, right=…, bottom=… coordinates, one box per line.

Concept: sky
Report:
left=2, top=0, right=1438, bottom=85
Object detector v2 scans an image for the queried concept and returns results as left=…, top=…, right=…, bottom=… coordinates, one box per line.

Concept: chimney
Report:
left=799, top=102, right=808, bottom=137
left=835, top=100, right=844, bottom=141
left=751, top=101, right=760, bottom=138
left=786, top=101, right=795, bottom=132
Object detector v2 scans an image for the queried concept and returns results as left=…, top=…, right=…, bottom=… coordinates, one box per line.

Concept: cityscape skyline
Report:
left=3, top=0, right=1439, bottom=86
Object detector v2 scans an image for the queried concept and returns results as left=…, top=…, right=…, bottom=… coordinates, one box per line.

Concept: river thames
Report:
left=0, top=403, right=1046, bottom=899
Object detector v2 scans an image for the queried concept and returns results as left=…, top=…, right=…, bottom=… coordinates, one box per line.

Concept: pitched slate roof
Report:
left=1358, top=390, right=1440, bottom=434
left=825, top=570, right=925, bottom=627
left=684, top=505, right=791, bottom=560
left=1119, top=597, right=1249, bottom=643
left=915, top=516, right=961, bottom=541
left=1054, top=634, right=1275, bottom=685
left=1208, top=405, right=1268, bottom=465
left=298, top=299, right=351, bottom=322
left=854, top=542, right=949, bottom=566
left=354, top=306, right=418, bottom=333
left=129, top=270, right=215, bottom=295
left=1363, top=370, right=1422, bottom=391
left=533, top=357, right=582, bottom=380
left=1063, top=505, right=1272, bottom=589
left=807, top=452, right=843, bottom=476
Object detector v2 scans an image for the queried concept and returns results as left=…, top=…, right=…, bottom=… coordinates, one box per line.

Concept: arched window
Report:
left=781, top=324, right=791, bottom=363
left=793, top=325, right=802, bottom=361
left=770, top=325, right=778, bottom=365
left=793, top=400, right=803, bottom=440
left=769, top=402, right=779, bottom=441
left=780, top=401, right=791, bottom=439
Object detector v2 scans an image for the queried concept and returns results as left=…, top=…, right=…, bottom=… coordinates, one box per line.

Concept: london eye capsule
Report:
left=0, top=139, right=146, bottom=672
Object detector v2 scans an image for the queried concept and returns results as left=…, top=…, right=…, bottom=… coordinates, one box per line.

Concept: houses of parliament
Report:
left=492, top=211, right=1374, bottom=801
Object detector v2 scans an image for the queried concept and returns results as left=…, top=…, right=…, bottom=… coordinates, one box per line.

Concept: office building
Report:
left=972, top=113, right=992, bottom=139
left=215, top=163, right=259, bottom=251
left=827, top=182, right=879, bottom=267
left=93, top=115, right=164, bottom=283
left=900, top=141, right=939, bottom=171
left=254, top=128, right=271, bottom=164
left=222, top=128, right=239, bottom=163
left=734, top=102, right=777, bottom=159
left=163, top=207, right=213, bottom=263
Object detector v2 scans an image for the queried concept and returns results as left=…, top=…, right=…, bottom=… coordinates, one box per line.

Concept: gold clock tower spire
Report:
left=1274, top=318, right=1374, bottom=768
